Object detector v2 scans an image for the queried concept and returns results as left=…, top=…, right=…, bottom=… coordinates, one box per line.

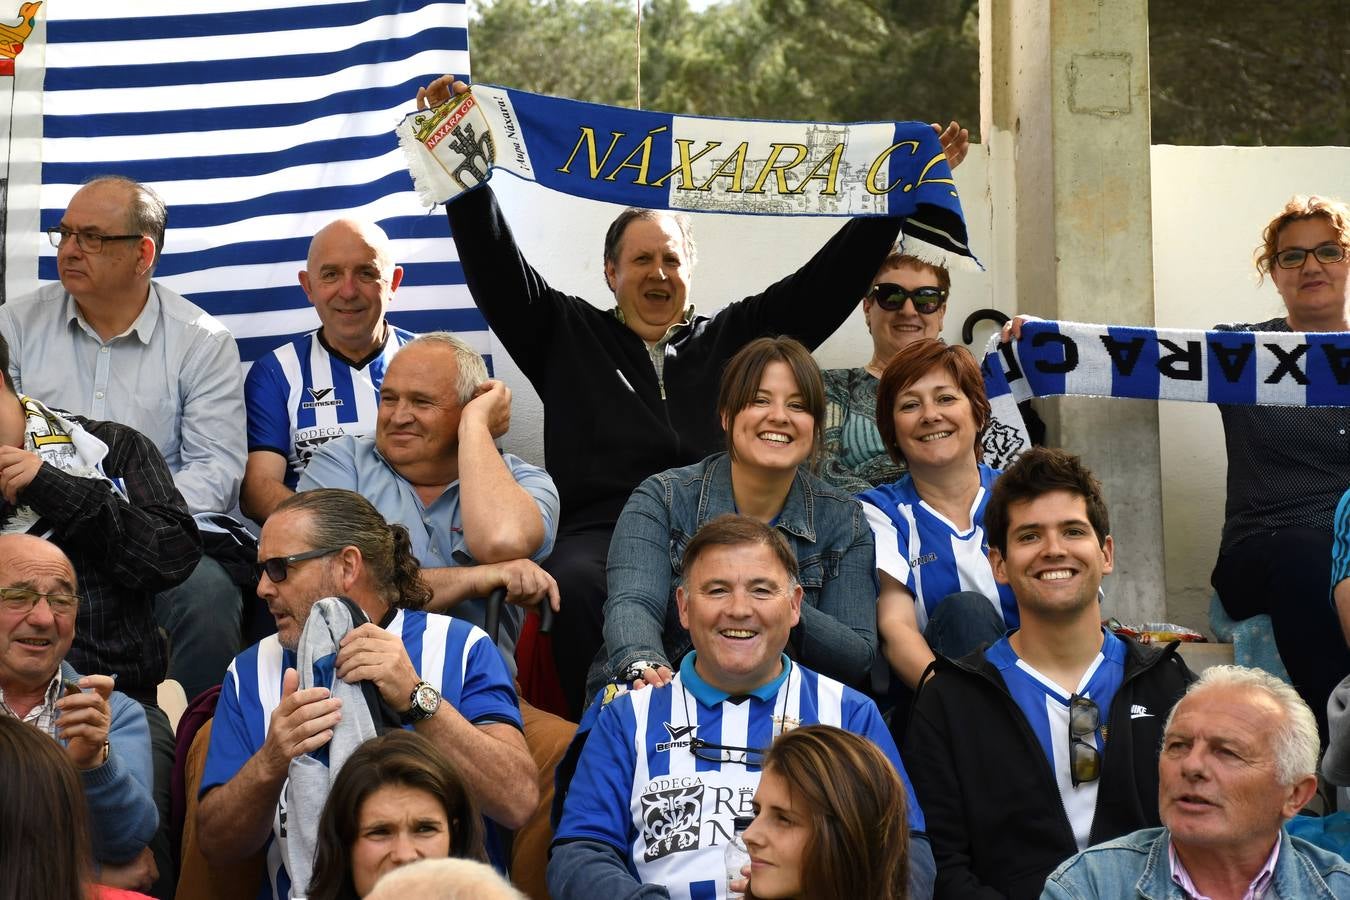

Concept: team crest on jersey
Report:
left=600, top=682, right=629, bottom=706
left=656, top=722, right=696, bottom=753
left=302, top=387, right=343, bottom=409
left=772, top=713, right=802, bottom=734
left=640, top=780, right=703, bottom=861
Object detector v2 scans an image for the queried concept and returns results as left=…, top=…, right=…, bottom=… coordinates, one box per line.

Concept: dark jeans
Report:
left=138, top=700, right=176, bottom=899
left=887, top=591, right=1008, bottom=747
left=543, top=523, right=614, bottom=721
left=1213, top=528, right=1350, bottom=742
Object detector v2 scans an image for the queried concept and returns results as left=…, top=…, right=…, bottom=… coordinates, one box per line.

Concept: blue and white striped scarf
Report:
left=398, top=83, right=977, bottom=265
left=979, top=320, right=1350, bottom=468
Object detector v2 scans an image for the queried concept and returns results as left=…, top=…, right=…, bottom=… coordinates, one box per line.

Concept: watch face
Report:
left=413, top=683, right=440, bottom=715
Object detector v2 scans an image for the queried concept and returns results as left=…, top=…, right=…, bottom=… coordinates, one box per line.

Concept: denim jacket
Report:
left=597, top=453, right=878, bottom=693
left=1042, top=827, right=1350, bottom=899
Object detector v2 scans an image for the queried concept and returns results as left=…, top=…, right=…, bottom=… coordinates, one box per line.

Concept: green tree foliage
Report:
left=467, top=0, right=980, bottom=132
left=1149, top=0, right=1348, bottom=146
left=467, top=0, right=1348, bottom=146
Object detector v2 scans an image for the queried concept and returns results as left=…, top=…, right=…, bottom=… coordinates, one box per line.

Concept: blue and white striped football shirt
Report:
left=201, top=606, right=521, bottom=900
left=556, top=654, right=923, bottom=900
left=860, top=463, right=1018, bottom=631
left=245, top=327, right=416, bottom=488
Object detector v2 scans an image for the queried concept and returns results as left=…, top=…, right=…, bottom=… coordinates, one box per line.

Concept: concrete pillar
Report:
left=979, top=0, right=1166, bottom=624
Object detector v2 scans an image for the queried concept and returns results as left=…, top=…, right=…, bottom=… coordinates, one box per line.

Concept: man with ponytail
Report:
left=196, top=488, right=536, bottom=900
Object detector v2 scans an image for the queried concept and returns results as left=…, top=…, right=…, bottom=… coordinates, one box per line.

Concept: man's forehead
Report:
left=64, top=182, right=131, bottom=226
left=1167, top=687, right=1280, bottom=742
left=308, top=220, right=392, bottom=268
left=0, top=537, right=76, bottom=586
left=687, top=542, right=790, bottom=585
left=259, top=509, right=313, bottom=554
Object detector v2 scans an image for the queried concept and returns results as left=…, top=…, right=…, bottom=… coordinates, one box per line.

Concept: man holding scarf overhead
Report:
left=414, top=76, right=970, bottom=718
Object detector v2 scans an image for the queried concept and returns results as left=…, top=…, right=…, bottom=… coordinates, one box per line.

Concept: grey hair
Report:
left=82, top=175, right=168, bottom=267
left=403, top=331, right=487, bottom=405
left=364, top=857, right=526, bottom=900
left=1164, top=665, right=1319, bottom=785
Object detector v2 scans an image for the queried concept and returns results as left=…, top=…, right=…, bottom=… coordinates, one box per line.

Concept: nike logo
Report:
left=1130, top=704, right=1153, bottom=720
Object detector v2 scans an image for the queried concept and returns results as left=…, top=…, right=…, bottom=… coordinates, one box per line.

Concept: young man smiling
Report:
left=903, top=447, right=1194, bottom=900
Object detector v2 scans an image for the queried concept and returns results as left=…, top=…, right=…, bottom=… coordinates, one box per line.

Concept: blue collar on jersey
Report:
left=679, top=651, right=793, bottom=706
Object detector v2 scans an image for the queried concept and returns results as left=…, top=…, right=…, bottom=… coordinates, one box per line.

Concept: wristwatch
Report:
left=401, top=681, right=442, bottom=724
left=624, top=660, right=660, bottom=683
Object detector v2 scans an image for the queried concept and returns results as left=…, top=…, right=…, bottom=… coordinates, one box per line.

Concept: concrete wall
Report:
left=483, top=144, right=1350, bottom=633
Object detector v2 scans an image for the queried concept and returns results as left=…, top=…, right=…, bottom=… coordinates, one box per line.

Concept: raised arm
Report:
left=13, top=421, right=201, bottom=592
left=456, top=380, right=555, bottom=562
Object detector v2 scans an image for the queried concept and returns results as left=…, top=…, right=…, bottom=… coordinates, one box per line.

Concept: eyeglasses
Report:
left=46, top=226, right=144, bottom=254
left=689, top=736, right=767, bottom=767
left=1274, top=243, right=1347, bottom=269
left=867, top=282, right=948, bottom=314
left=0, top=587, right=80, bottom=617
left=260, top=547, right=342, bottom=583
left=1069, top=694, right=1101, bottom=787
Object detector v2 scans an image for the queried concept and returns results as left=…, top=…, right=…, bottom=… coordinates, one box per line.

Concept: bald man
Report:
left=0, top=534, right=157, bottom=879
left=242, top=219, right=417, bottom=523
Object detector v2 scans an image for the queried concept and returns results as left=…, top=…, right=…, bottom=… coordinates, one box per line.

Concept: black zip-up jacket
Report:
left=903, top=637, right=1195, bottom=900
left=445, top=185, right=905, bottom=530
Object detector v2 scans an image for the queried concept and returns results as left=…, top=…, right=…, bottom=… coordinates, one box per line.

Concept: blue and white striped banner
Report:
left=12, top=0, right=486, bottom=366
left=979, top=320, right=1350, bottom=467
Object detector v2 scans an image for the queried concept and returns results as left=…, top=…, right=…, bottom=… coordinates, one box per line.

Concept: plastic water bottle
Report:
left=725, top=815, right=754, bottom=899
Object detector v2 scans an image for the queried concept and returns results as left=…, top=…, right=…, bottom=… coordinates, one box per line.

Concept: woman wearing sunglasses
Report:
left=594, top=336, right=877, bottom=697
left=734, top=725, right=911, bottom=900
left=1210, top=195, right=1350, bottom=738
left=819, top=252, right=950, bottom=495
left=858, top=339, right=1013, bottom=699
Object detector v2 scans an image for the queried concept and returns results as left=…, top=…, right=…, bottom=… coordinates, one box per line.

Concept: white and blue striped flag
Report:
left=5, top=0, right=486, bottom=366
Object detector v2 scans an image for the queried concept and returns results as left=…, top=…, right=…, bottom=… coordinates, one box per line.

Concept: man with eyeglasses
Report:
left=0, top=175, right=248, bottom=711
left=1045, top=665, right=1350, bottom=900
left=0, top=533, right=159, bottom=889
left=197, top=488, right=536, bottom=899
left=298, top=331, right=559, bottom=670
left=241, top=219, right=417, bottom=525
left=548, top=514, right=934, bottom=900
left=0, top=330, right=200, bottom=895
left=902, top=448, right=1194, bottom=900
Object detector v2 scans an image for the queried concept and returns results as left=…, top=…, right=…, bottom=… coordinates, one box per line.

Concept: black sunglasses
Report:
left=868, top=282, right=948, bottom=314
left=260, top=547, right=342, bottom=583
left=1069, top=693, right=1101, bottom=787
left=689, top=736, right=767, bottom=767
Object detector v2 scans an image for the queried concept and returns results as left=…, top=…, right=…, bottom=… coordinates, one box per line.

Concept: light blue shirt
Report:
left=0, top=281, right=245, bottom=515
left=298, top=433, right=560, bottom=668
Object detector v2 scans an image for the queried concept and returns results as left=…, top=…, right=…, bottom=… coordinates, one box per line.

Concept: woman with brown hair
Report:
left=739, top=724, right=911, bottom=900
left=859, top=339, right=1014, bottom=694
left=594, top=336, right=878, bottom=699
left=308, top=730, right=486, bottom=900
left=0, top=715, right=153, bottom=900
